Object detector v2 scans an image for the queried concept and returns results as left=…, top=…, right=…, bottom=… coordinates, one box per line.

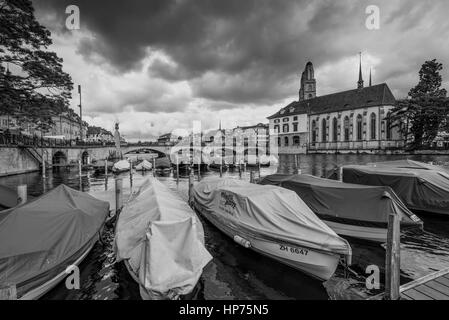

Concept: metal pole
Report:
left=78, top=85, right=83, bottom=141
left=17, top=185, right=27, bottom=205
left=115, top=178, right=123, bottom=216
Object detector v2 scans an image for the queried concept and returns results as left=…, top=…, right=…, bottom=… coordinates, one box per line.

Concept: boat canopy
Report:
left=259, top=174, right=422, bottom=227
left=113, top=159, right=130, bottom=171
left=193, top=177, right=352, bottom=258
left=115, top=177, right=212, bottom=299
left=135, top=160, right=153, bottom=170
left=0, top=185, right=109, bottom=290
left=342, top=160, right=449, bottom=214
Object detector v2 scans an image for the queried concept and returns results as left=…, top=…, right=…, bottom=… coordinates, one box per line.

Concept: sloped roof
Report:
left=267, top=83, right=396, bottom=119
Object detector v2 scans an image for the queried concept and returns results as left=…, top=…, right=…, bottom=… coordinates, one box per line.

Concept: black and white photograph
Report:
left=1, top=0, right=449, bottom=308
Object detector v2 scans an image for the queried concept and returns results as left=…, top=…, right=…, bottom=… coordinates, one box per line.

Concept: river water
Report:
left=1, top=154, right=449, bottom=300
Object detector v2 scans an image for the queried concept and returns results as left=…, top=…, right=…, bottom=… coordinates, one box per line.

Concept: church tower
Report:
left=299, top=61, right=316, bottom=101
left=357, top=52, right=364, bottom=89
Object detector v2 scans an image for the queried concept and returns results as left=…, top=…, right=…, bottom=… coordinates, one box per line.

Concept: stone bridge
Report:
left=41, top=144, right=173, bottom=166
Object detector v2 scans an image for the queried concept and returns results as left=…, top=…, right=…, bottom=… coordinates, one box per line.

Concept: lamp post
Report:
left=78, top=85, right=83, bottom=141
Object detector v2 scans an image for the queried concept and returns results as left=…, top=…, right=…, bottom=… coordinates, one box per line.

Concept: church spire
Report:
left=369, top=68, right=372, bottom=87
left=357, top=52, right=364, bottom=89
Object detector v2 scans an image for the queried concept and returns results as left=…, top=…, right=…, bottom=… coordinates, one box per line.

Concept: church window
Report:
left=344, top=116, right=350, bottom=141
left=332, top=117, right=338, bottom=142
left=386, top=112, right=392, bottom=140
left=356, top=115, right=363, bottom=141
left=311, top=120, right=317, bottom=143
left=370, top=113, right=377, bottom=140
left=321, top=119, right=327, bottom=142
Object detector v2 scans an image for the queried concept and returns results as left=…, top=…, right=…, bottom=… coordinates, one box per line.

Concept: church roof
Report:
left=267, top=83, right=396, bottom=119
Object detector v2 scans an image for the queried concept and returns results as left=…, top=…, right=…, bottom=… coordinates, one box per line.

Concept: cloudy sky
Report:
left=33, top=0, right=449, bottom=141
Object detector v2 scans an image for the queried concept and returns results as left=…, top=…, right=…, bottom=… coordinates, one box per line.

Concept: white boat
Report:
left=0, top=185, right=109, bottom=300
left=259, top=174, right=423, bottom=243
left=112, top=159, right=131, bottom=173
left=135, top=159, right=152, bottom=171
left=115, top=177, right=212, bottom=300
left=192, top=177, right=352, bottom=281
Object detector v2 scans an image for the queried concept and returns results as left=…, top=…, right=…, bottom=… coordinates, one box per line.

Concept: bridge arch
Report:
left=52, top=150, right=67, bottom=166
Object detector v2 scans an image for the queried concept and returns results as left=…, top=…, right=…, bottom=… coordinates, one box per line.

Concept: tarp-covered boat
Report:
left=154, top=157, right=172, bottom=173
left=342, top=160, right=449, bottom=216
left=192, top=177, right=352, bottom=281
left=115, top=177, right=212, bottom=300
left=135, top=159, right=153, bottom=171
left=0, top=185, right=109, bottom=300
left=259, top=174, right=423, bottom=242
left=112, top=159, right=131, bottom=173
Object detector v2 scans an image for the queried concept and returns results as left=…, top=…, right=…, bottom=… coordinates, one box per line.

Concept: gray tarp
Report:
left=259, top=174, right=422, bottom=227
left=0, top=185, right=18, bottom=210
left=0, top=185, right=109, bottom=287
left=193, top=177, right=351, bottom=257
left=342, top=160, right=449, bottom=215
left=115, top=177, right=212, bottom=299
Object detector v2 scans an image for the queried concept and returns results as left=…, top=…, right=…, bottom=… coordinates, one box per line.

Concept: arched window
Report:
left=386, top=112, right=392, bottom=140
left=321, top=118, right=327, bottom=142
left=284, top=136, right=289, bottom=146
left=356, top=115, right=363, bottom=141
left=370, top=113, right=377, bottom=140
left=293, top=136, right=300, bottom=145
left=311, top=120, right=317, bottom=143
left=277, top=137, right=281, bottom=147
left=332, top=117, right=338, bottom=142
left=344, top=117, right=350, bottom=141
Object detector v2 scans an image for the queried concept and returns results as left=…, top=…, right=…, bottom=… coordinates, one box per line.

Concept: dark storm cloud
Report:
left=35, top=0, right=449, bottom=108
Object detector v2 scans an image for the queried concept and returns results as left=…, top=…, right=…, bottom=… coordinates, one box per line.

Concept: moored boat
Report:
left=0, top=185, right=109, bottom=300
left=191, top=177, right=352, bottom=281
left=115, top=177, right=212, bottom=300
left=112, top=159, right=131, bottom=173
left=259, top=174, right=423, bottom=242
left=342, top=160, right=449, bottom=216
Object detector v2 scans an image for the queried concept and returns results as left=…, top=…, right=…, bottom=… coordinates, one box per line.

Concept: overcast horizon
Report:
left=33, top=0, right=449, bottom=141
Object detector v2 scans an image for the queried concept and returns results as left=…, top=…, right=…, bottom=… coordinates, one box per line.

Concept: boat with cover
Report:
left=135, top=159, right=153, bottom=171
left=114, top=177, right=212, bottom=300
left=0, top=185, right=34, bottom=211
left=154, top=156, right=172, bottom=173
left=259, top=174, right=423, bottom=242
left=342, top=160, right=449, bottom=216
left=192, top=177, right=352, bottom=281
left=0, top=185, right=109, bottom=300
left=112, top=159, right=131, bottom=173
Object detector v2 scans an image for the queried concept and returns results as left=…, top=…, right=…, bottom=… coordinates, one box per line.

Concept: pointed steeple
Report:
left=219, top=120, right=222, bottom=131
left=369, top=68, right=372, bottom=87
left=357, top=52, right=364, bottom=89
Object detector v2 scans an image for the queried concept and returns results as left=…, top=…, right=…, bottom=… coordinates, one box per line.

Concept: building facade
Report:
left=268, top=61, right=403, bottom=154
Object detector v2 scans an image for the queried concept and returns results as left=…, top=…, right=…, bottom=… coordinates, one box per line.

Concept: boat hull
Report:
left=194, top=204, right=340, bottom=281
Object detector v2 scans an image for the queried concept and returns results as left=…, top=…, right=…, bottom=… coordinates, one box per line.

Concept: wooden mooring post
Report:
left=153, top=158, right=156, bottom=177
left=385, top=212, right=401, bottom=300
left=115, top=178, right=123, bottom=216
left=197, top=163, right=201, bottom=182
left=219, top=163, right=223, bottom=178
left=250, top=171, right=255, bottom=184
left=188, top=171, right=194, bottom=206
left=41, top=148, right=46, bottom=178
left=129, top=159, right=133, bottom=186
left=176, top=157, right=179, bottom=185
left=239, top=163, right=242, bottom=179
left=78, top=159, right=82, bottom=177
left=17, top=185, right=27, bottom=205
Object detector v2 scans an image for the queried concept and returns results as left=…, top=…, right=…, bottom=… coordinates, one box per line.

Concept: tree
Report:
left=389, top=59, right=449, bottom=149
left=0, top=0, right=73, bottom=125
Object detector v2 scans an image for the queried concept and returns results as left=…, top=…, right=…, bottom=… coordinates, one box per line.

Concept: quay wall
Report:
left=0, top=147, right=40, bottom=177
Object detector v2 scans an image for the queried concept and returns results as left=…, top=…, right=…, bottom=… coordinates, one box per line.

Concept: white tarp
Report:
left=114, top=177, right=212, bottom=299
left=193, top=177, right=351, bottom=257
